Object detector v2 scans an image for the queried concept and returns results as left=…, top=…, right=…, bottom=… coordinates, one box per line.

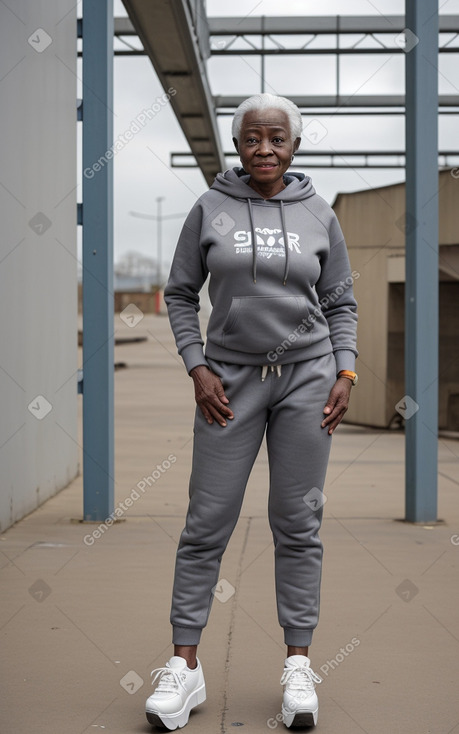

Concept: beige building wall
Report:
left=333, top=170, right=459, bottom=430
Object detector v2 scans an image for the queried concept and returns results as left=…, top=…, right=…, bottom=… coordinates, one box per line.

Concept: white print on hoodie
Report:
left=234, top=229, right=301, bottom=258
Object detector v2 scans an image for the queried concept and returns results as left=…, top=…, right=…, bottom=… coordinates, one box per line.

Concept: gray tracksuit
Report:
left=164, top=167, right=358, bottom=647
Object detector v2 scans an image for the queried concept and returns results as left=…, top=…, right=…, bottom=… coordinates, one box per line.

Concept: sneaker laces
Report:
left=280, top=663, right=322, bottom=693
left=150, top=663, right=187, bottom=695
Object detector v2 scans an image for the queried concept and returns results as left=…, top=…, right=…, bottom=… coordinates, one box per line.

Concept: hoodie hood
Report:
left=211, top=167, right=316, bottom=284
left=211, top=166, right=316, bottom=202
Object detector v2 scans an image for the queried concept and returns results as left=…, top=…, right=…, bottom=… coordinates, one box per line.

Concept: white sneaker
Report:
left=145, top=656, right=206, bottom=730
left=280, top=655, right=322, bottom=728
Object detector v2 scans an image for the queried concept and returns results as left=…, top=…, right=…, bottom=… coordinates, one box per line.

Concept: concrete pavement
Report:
left=1, top=314, right=459, bottom=734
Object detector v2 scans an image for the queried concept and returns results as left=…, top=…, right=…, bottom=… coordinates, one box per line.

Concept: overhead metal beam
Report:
left=214, top=95, right=459, bottom=109
left=114, top=15, right=459, bottom=37
left=404, top=3, right=439, bottom=522
left=114, top=17, right=138, bottom=35
left=207, top=15, right=459, bottom=35
left=170, top=151, right=459, bottom=170
left=216, top=109, right=459, bottom=116
left=121, top=0, right=225, bottom=185
left=209, top=47, right=459, bottom=55
left=82, top=0, right=115, bottom=522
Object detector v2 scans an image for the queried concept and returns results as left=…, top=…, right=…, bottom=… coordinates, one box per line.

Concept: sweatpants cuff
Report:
left=172, top=626, right=203, bottom=646
left=284, top=627, right=314, bottom=647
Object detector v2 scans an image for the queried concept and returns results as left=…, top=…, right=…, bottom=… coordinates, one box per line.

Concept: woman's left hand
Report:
left=321, top=377, right=353, bottom=435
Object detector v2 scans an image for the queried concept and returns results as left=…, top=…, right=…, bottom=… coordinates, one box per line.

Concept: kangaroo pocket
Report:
left=220, top=295, right=312, bottom=353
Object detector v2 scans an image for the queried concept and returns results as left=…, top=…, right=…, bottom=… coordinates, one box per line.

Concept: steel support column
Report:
left=82, top=0, right=115, bottom=521
left=404, top=1, right=438, bottom=522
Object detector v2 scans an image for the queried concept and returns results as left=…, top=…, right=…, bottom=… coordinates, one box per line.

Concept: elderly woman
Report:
left=146, top=93, right=358, bottom=730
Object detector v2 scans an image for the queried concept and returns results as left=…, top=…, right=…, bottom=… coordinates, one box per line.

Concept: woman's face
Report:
left=234, top=108, right=300, bottom=191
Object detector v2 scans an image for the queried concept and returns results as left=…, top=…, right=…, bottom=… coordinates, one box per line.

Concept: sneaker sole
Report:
left=146, top=683, right=206, bottom=730
left=282, top=705, right=318, bottom=728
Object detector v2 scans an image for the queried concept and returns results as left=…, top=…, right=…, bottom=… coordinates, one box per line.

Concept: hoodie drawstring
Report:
left=261, top=364, right=282, bottom=381
left=247, top=198, right=257, bottom=284
left=247, top=198, right=290, bottom=286
left=279, top=200, right=289, bottom=286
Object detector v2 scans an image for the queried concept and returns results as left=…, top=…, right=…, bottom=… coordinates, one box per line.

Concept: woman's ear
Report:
left=232, top=137, right=239, bottom=154
left=293, top=137, right=301, bottom=153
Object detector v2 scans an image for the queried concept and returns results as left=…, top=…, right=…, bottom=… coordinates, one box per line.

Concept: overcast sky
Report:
left=77, top=0, right=459, bottom=277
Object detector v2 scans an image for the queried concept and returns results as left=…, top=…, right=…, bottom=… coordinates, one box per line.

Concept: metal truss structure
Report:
left=112, top=13, right=459, bottom=172
left=207, top=15, right=459, bottom=56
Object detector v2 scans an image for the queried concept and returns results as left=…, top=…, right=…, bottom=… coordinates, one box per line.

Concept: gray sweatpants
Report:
left=171, top=352, right=336, bottom=648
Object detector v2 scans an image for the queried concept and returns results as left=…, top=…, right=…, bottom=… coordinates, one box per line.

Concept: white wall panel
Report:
left=0, top=0, right=78, bottom=531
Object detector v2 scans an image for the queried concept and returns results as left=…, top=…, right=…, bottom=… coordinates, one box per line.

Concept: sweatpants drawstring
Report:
left=261, top=364, right=282, bottom=382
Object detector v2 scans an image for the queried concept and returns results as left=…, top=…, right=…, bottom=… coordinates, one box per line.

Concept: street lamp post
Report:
left=129, top=203, right=188, bottom=315
left=155, top=196, right=164, bottom=314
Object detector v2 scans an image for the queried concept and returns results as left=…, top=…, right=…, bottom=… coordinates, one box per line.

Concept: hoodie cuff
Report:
left=334, top=349, right=356, bottom=374
left=180, top=343, right=209, bottom=374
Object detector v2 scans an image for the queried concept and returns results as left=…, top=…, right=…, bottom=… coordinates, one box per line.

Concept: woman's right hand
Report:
left=190, top=365, right=234, bottom=427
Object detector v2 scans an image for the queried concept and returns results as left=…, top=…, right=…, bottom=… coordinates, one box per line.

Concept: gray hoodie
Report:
left=164, top=168, right=358, bottom=374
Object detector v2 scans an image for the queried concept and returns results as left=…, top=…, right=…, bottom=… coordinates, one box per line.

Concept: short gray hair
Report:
left=231, top=93, right=303, bottom=143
